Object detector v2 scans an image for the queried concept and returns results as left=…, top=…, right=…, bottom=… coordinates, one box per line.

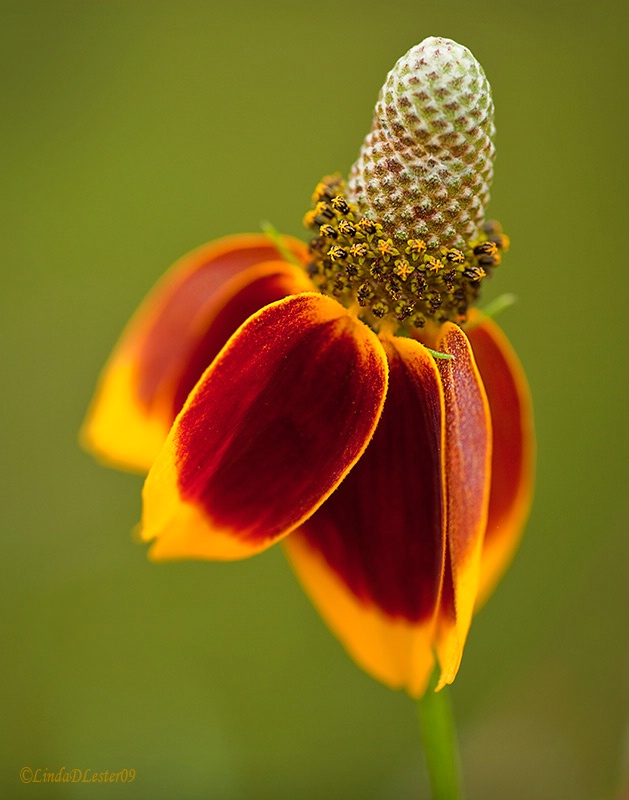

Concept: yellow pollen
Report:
left=329, top=245, right=347, bottom=262
left=425, top=256, right=443, bottom=273
left=406, top=239, right=427, bottom=260
left=331, top=195, right=351, bottom=214
left=314, top=201, right=334, bottom=219
left=349, top=243, right=368, bottom=261
left=303, top=176, right=508, bottom=331
left=377, top=239, right=398, bottom=260
left=443, top=248, right=466, bottom=265
left=312, top=182, right=333, bottom=202
left=319, top=224, right=337, bottom=239
left=338, top=219, right=356, bottom=237
left=393, top=259, right=414, bottom=281
left=357, top=218, right=381, bottom=239
left=474, top=241, right=498, bottom=257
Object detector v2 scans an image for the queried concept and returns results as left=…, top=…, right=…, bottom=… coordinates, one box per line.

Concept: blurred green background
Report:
left=2, top=1, right=628, bottom=798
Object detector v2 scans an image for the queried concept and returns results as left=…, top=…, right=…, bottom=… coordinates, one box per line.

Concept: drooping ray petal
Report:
left=428, top=323, right=492, bottom=690
left=81, top=234, right=308, bottom=472
left=466, top=312, right=535, bottom=607
left=285, top=336, right=446, bottom=697
left=141, top=293, right=389, bottom=562
left=169, top=261, right=313, bottom=417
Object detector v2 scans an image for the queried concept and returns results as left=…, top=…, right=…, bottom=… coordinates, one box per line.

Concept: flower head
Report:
left=83, top=37, right=534, bottom=697
left=305, top=37, right=503, bottom=332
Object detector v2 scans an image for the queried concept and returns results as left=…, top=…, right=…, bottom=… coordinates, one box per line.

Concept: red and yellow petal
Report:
left=424, top=323, right=492, bottom=690
left=285, top=335, right=446, bottom=697
left=466, top=312, right=535, bottom=607
left=81, top=233, right=309, bottom=472
left=141, top=293, right=389, bottom=562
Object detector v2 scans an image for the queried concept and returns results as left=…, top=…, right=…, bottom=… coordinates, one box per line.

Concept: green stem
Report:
left=417, top=672, right=464, bottom=800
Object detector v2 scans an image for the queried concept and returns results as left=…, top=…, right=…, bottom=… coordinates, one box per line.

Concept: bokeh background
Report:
left=2, top=1, right=628, bottom=798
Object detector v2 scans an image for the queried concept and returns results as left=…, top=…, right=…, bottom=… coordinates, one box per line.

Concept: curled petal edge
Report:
left=140, top=293, right=389, bottom=562
left=285, top=334, right=447, bottom=697
left=466, top=311, right=535, bottom=608
left=81, top=233, right=308, bottom=472
left=426, top=323, right=492, bottom=691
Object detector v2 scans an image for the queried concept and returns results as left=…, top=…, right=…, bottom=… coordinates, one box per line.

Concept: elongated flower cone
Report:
left=348, top=36, right=495, bottom=250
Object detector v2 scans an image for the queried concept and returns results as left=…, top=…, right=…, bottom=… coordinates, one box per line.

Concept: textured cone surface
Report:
left=347, top=37, right=495, bottom=251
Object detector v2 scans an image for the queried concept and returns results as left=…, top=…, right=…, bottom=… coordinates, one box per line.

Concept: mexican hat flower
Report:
left=83, top=37, right=534, bottom=697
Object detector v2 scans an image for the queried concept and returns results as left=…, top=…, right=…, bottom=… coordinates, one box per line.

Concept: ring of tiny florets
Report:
left=303, top=175, right=508, bottom=332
